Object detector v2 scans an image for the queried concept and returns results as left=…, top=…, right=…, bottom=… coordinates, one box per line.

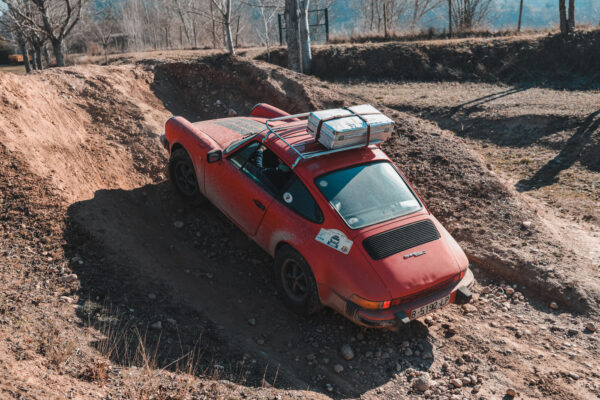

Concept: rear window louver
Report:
left=362, top=220, right=441, bottom=260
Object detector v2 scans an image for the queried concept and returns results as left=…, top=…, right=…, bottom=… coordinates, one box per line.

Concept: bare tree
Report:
left=448, top=0, right=452, bottom=35
left=517, top=0, right=524, bottom=32
left=252, top=0, right=281, bottom=61
left=285, top=0, right=300, bottom=70
left=558, top=0, right=574, bottom=34
left=450, top=0, right=493, bottom=31
left=0, top=0, right=40, bottom=72
left=567, top=0, right=574, bottom=30
left=90, top=0, right=118, bottom=64
left=20, top=0, right=86, bottom=66
left=559, top=0, right=567, bottom=32
left=410, top=0, right=442, bottom=31
left=298, top=0, right=311, bottom=72
left=355, top=0, right=410, bottom=35
left=210, top=0, right=235, bottom=54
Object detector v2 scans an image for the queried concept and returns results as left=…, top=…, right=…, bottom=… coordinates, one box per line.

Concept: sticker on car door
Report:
left=316, top=228, right=353, bottom=254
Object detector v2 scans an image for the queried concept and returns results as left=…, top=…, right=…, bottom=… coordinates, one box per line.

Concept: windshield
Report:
left=315, top=162, right=422, bottom=229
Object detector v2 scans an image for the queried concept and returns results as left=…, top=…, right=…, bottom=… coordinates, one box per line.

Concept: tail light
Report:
left=351, top=294, right=391, bottom=310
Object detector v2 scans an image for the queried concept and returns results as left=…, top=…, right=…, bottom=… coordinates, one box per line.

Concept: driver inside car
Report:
left=254, top=146, right=293, bottom=193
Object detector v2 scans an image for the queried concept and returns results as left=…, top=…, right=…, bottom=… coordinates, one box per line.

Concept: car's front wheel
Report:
left=169, top=148, right=200, bottom=199
left=274, top=245, right=321, bottom=315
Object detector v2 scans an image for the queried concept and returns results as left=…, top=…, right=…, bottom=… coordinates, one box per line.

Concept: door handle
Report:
left=253, top=199, right=265, bottom=210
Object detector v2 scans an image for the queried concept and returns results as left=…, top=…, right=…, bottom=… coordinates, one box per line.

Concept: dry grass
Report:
left=328, top=27, right=551, bottom=45
left=37, top=322, right=77, bottom=368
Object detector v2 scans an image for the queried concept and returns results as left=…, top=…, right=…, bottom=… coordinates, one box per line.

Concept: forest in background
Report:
left=0, top=0, right=598, bottom=72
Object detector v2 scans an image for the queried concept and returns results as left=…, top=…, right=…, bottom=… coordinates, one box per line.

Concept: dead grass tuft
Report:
left=37, top=322, right=77, bottom=368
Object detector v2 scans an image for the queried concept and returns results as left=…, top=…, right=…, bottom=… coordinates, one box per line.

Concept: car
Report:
left=161, top=103, right=474, bottom=329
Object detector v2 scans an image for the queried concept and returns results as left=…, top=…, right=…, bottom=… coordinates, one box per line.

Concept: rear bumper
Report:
left=334, top=267, right=475, bottom=329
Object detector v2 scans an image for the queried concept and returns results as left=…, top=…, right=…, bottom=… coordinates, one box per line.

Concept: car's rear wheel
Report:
left=169, top=148, right=200, bottom=199
left=274, top=245, right=321, bottom=315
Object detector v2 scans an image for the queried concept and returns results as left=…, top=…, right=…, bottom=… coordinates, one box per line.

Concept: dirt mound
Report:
left=264, top=29, right=600, bottom=88
left=0, top=65, right=169, bottom=203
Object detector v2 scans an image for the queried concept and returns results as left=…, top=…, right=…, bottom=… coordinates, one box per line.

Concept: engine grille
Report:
left=362, top=219, right=441, bottom=260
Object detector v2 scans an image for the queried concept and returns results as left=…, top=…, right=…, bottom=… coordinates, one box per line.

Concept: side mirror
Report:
left=206, top=149, right=222, bottom=164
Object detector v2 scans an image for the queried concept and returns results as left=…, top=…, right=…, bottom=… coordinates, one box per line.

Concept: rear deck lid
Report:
left=356, top=217, right=461, bottom=298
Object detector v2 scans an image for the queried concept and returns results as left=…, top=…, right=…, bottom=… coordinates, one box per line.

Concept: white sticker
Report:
left=315, top=228, right=353, bottom=255
left=283, top=192, right=293, bottom=203
left=319, top=180, right=328, bottom=187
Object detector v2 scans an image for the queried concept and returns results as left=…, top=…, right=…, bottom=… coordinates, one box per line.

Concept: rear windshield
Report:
left=315, top=162, right=422, bottom=229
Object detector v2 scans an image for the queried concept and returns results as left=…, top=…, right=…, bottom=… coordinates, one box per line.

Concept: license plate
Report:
left=410, top=295, right=451, bottom=319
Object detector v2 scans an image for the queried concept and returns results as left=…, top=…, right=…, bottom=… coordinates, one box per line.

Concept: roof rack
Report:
left=262, top=111, right=383, bottom=168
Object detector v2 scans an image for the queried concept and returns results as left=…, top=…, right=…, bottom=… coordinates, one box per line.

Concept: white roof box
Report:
left=307, top=104, right=394, bottom=149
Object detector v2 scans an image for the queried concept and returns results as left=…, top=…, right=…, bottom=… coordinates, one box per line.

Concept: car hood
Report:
left=353, top=215, right=465, bottom=299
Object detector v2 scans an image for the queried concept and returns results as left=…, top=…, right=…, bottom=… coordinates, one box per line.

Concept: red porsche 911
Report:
left=161, top=103, right=474, bottom=329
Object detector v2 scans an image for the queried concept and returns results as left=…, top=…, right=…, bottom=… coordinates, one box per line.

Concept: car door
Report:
left=204, top=140, right=274, bottom=236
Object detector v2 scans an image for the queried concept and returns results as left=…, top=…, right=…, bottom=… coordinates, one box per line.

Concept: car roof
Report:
left=192, top=117, right=266, bottom=149
left=194, top=116, right=391, bottom=179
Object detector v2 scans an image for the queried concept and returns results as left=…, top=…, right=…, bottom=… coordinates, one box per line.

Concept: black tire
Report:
left=169, top=148, right=200, bottom=199
left=274, top=245, right=321, bottom=315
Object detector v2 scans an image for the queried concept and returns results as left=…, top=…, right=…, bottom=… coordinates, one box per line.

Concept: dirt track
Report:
left=1, top=55, right=599, bottom=399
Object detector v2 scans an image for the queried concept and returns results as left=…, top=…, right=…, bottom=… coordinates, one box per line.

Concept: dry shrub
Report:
left=81, top=358, right=110, bottom=382
left=37, top=322, right=76, bottom=367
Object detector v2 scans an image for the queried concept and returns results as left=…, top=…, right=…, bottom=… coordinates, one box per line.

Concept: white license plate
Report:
left=410, top=295, right=451, bottom=319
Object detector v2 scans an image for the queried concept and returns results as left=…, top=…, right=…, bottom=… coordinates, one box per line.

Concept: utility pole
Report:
left=517, top=0, right=524, bottom=32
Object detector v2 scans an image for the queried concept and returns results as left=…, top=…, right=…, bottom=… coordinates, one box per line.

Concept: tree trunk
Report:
left=34, top=46, right=43, bottom=70
left=224, top=0, right=235, bottom=55
left=567, top=0, right=575, bottom=30
left=193, top=18, right=198, bottom=49
left=50, top=38, right=65, bottom=67
left=210, top=1, right=218, bottom=48
left=412, top=0, right=419, bottom=32
left=235, top=15, right=240, bottom=48
left=517, top=0, right=524, bottom=32
left=559, top=0, right=568, bottom=34
left=43, top=45, right=51, bottom=67
left=17, top=34, right=32, bottom=74
left=285, top=0, right=301, bottom=72
left=449, top=0, right=453, bottom=36
left=370, top=0, right=374, bottom=30
left=383, top=2, right=388, bottom=38
left=299, top=0, right=312, bottom=74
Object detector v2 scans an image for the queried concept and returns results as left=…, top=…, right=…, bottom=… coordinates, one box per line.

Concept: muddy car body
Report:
left=162, top=103, right=474, bottom=328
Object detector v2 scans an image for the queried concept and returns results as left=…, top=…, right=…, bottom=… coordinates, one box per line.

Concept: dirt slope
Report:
left=264, top=29, right=600, bottom=88
left=0, top=55, right=599, bottom=399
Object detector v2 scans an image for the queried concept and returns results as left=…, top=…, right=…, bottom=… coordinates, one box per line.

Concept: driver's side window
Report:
left=228, top=141, right=323, bottom=224
left=229, top=141, right=292, bottom=195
